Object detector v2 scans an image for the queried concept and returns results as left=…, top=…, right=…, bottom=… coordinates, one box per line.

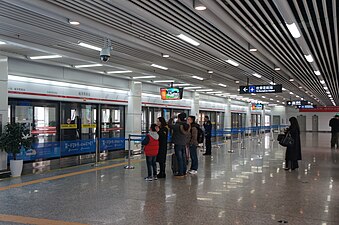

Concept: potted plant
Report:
left=0, top=123, right=32, bottom=177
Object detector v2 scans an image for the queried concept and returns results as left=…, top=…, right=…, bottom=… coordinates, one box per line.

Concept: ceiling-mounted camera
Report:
left=100, top=46, right=111, bottom=62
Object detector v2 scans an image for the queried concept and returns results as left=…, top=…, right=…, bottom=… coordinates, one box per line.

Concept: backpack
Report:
left=194, top=124, right=204, bottom=144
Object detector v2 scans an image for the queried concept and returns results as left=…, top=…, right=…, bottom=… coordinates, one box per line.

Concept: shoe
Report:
left=157, top=174, right=166, bottom=178
left=153, top=176, right=158, bottom=180
left=284, top=168, right=290, bottom=170
left=203, top=153, right=211, bottom=156
left=174, top=174, right=184, bottom=178
left=189, top=170, right=197, bottom=175
left=144, top=177, right=153, bottom=181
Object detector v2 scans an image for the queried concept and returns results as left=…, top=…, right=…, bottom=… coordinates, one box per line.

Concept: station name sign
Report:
left=239, top=84, right=282, bottom=94
left=286, top=100, right=308, bottom=106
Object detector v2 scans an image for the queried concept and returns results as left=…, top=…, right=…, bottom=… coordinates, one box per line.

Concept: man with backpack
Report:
left=187, top=115, right=200, bottom=174
left=168, top=112, right=189, bottom=177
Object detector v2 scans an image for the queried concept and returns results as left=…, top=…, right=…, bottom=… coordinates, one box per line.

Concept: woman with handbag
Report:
left=285, top=117, right=302, bottom=170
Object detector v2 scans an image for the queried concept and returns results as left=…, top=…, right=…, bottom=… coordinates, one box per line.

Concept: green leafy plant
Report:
left=0, top=123, right=32, bottom=160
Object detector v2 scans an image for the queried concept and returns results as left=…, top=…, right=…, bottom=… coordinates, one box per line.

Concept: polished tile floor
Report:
left=0, top=133, right=338, bottom=225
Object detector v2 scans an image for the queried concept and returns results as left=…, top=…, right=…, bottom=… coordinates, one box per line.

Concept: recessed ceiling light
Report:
left=314, top=70, right=321, bottom=75
left=68, top=19, right=80, bottom=25
left=106, top=70, right=132, bottom=74
left=172, top=83, right=191, bottom=87
left=0, top=41, right=6, bottom=45
left=274, top=67, right=281, bottom=71
left=270, top=98, right=273, bottom=101
left=177, top=34, right=200, bottom=46
left=151, top=64, right=168, bottom=70
left=194, top=0, right=206, bottom=11
left=324, top=87, right=328, bottom=90
left=74, top=63, right=103, bottom=68
left=328, top=95, right=332, bottom=97
left=304, top=54, right=314, bottom=62
left=29, top=55, right=62, bottom=60
left=185, top=86, right=202, bottom=90
left=262, top=96, right=266, bottom=98
left=153, top=80, right=175, bottom=83
left=196, top=89, right=213, bottom=92
left=162, top=53, right=170, bottom=58
left=78, top=42, right=102, bottom=51
left=226, top=59, right=239, bottom=67
left=286, top=23, right=301, bottom=38
left=326, top=91, right=330, bottom=94
left=296, top=95, right=300, bottom=98
left=320, top=80, right=325, bottom=84
left=235, top=80, right=240, bottom=84
left=251, top=93, right=256, bottom=96
left=237, top=88, right=240, bottom=91
left=252, top=73, right=261, bottom=78
left=207, top=70, right=213, bottom=74
left=299, top=86, right=302, bottom=89
left=289, top=78, right=294, bottom=82
left=249, top=48, right=257, bottom=52
left=282, top=88, right=286, bottom=91
left=289, top=92, right=293, bottom=94
left=192, top=75, right=204, bottom=81
left=218, top=83, right=227, bottom=87
left=133, top=75, right=156, bottom=79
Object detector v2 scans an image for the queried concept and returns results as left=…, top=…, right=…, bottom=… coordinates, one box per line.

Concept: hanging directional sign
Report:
left=239, top=84, right=282, bottom=94
left=286, top=100, right=309, bottom=106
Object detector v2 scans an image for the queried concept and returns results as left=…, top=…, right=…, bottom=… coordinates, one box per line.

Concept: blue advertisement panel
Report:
left=61, top=139, right=96, bottom=157
left=8, top=142, right=61, bottom=161
left=100, top=138, right=125, bottom=151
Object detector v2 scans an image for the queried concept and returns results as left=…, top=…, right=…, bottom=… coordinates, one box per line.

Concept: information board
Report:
left=239, top=84, right=282, bottom=94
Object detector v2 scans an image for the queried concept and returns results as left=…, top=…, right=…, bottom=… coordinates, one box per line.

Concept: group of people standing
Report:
left=142, top=112, right=212, bottom=181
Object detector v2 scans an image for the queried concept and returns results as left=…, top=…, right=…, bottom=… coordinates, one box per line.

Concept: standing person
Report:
left=203, top=115, right=212, bottom=156
left=329, top=114, right=339, bottom=149
left=285, top=117, right=302, bottom=171
left=187, top=116, right=199, bottom=174
left=156, top=117, right=168, bottom=178
left=168, top=112, right=189, bottom=177
left=142, top=124, right=159, bottom=181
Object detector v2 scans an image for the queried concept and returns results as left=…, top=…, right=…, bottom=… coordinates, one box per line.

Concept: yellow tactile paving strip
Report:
left=0, top=159, right=143, bottom=192
left=0, top=214, right=88, bottom=225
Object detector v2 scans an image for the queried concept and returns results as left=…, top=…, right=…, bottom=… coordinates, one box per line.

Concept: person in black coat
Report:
left=203, top=116, right=212, bottom=155
left=329, top=114, right=339, bottom=149
left=285, top=117, right=302, bottom=170
left=156, top=117, right=169, bottom=178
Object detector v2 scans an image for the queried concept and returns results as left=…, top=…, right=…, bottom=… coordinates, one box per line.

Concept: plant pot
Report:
left=0, top=151, right=8, bottom=170
left=10, top=160, right=23, bottom=177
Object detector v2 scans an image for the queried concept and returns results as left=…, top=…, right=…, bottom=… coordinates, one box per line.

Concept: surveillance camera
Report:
left=100, top=47, right=110, bottom=62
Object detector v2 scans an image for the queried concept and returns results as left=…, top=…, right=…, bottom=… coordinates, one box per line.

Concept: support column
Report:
left=224, top=98, right=231, bottom=130
left=0, top=56, right=8, bottom=170
left=191, top=92, right=200, bottom=120
left=261, top=107, right=265, bottom=132
left=246, top=103, right=251, bottom=134
left=125, top=81, right=142, bottom=150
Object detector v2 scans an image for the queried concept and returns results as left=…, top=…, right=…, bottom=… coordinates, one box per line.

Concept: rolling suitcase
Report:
left=171, top=153, right=178, bottom=175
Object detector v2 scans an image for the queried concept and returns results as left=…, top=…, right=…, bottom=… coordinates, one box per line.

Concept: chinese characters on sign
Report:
left=239, top=84, right=282, bottom=94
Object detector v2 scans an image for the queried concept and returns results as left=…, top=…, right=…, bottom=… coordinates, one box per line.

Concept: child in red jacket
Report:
left=142, top=124, right=159, bottom=181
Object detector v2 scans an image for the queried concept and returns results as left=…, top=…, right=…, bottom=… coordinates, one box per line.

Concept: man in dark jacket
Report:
left=168, top=112, right=189, bottom=177
left=203, top=116, right=212, bottom=155
left=329, top=114, right=339, bottom=149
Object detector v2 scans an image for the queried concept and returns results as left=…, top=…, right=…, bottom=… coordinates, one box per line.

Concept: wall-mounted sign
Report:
left=286, top=100, right=309, bottom=106
left=251, top=103, right=264, bottom=110
left=60, top=124, right=77, bottom=129
left=239, top=84, right=282, bottom=94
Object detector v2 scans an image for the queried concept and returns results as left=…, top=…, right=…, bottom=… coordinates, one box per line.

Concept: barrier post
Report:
left=92, top=137, right=100, bottom=167
left=124, top=134, right=135, bottom=169
left=241, top=128, right=246, bottom=149
left=257, top=126, right=262, bottom=144
left=228, top=129, right=234, bottom=153
left=270, top=126, right=275, bottom=142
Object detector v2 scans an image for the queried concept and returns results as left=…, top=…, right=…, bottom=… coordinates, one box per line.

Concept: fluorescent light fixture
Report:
left=218, top=83, right=227, bottom=87
left=324, top=87, right=328, bottom=90
left=226, top=59, right=239, bottom=67
left=192, top=75, right=204, bottom=80
left=304, top=54, right=314, bottom=62
left=282, top=102, right=285, bottom=104
left=249, top=48, right=257, bottom=52
left=68, top=19, right=80, bottom=25
left=151, top=64, right=168, bottom=70
left=326, top=91, right=330, bottom=94
left=207, top=70, right=213, bottom=74
left=0, top=41, right=6, bottom=45
left=251, top=93, right=256, bottom=96
left=153, top=80, right=175, bottom=83
left=270, top=98, right=273, bottom=101
left=328, top=95, right=332, bottom=97
left=289, top=92, right=293, bottom=94
left=299, top=86, right=302, bottom=89
left=282, top=88, right=286, bottom=91
left=320, top=80, right=325, bottom=84
left=173, top=83, right=191, bottom=87
left=74, top=63, right=102, bottom=68
left=286, top=23, right=301, bottom=38
left=133, top=75, right=156, bottom=79
left=252, top=73, right=261, bottom=78
left=235, top=80, right=240, bottom=84
left=29, top=55, right=62, bottom=60
left=314, top=70, right=321, bottom=75
left=106, top=70, right=132, bottom=74
left=162, top=53, right=170, bottom=58
left=277, top=100, right=280, bottom=103
left=289, top=78, right=294, bottom=82
left=207, top=91, right=222, bottom=94
left=177, top=34, right=200, bottom=46
left=185, top=86, right=202, bottom=90
left=296, top=95, right=299, bottom=98
left=274, top=67, right=281, bottom=71
left=196, top=89, right=213, bottom=92
left=262, top=96, right=266, bottom=99
left=194, top=0, right=206, bottom=11
left=78, top=42, right=102, bottom=51
left=134, top=81, right=141, bottom=84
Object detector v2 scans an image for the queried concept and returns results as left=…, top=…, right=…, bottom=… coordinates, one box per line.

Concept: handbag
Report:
left=277, top=134, right=285, bottom=142
left=279, top=131, right=294, bottom=147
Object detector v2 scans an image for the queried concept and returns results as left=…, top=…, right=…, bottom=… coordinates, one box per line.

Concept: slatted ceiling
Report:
left=288, top=0, right=338, bottom=105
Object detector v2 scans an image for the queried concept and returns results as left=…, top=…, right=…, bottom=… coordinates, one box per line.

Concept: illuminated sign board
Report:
left=239, top=84, right=282, bottom=94
left=286, top=100, right=308, bottom=106
left=251, top=103, right=264, bottom=110
left=160, top=88, right=183, bottom=100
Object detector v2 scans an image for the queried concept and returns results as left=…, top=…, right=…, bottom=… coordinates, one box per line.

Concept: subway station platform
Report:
left=0, top=133, right=338, bottom=225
